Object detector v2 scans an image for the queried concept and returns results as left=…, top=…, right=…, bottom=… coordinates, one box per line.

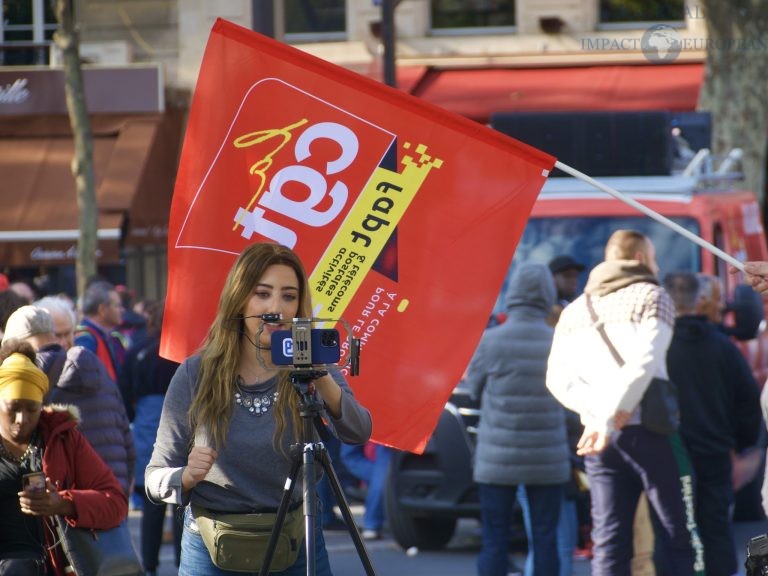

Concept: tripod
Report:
left=258, top=369, right=377, bottom=576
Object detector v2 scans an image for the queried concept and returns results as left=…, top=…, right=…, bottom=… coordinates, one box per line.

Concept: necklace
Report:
left=0, top=434, right=38, bottom=466
left=234, top=375, right=279, bottom=416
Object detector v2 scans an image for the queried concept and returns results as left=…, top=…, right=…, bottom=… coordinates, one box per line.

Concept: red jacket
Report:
left=37, top=406, right=128, bottom=576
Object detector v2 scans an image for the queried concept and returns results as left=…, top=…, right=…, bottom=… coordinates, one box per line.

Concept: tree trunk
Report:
left=52, top=0, right=97, bottom=297
left=698, top=0, right=768, bottom=206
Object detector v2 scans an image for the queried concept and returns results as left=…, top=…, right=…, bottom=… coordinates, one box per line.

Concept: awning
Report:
left=406, top=63, right=704, bottom=123
left=0, top=112, right=182, bottom=266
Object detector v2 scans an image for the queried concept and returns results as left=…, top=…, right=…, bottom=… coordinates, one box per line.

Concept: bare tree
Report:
left=698, top=0, right=768, bottom=204
left=52, top=0, right=96, bottom=296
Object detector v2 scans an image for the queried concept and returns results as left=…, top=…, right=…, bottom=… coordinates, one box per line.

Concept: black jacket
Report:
left=666, top=315, right=762, bottom=455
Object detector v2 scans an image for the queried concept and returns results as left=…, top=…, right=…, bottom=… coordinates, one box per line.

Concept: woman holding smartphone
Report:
left=0, top=340, right=127, bottom=576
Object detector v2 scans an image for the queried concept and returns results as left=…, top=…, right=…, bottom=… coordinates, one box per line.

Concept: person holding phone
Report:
left=0, top=340, right=127, bottom=576
left=145, top=242, right=372, bottom=576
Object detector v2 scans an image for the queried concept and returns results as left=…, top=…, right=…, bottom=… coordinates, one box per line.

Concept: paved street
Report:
left=128, top=506, right=767, bottom=575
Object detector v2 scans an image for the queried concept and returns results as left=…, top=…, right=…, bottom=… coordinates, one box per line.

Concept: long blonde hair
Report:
left=189, top=243, right=311, bottom=450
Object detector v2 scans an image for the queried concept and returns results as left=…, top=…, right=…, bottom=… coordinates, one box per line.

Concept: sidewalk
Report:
left=127, top=508, right=767, bottom=575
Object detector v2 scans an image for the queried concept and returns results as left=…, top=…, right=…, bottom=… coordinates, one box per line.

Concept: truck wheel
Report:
left=385, top=479, right=457, bottom=550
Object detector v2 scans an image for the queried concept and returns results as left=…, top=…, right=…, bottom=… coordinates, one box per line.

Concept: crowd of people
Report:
left=0, top=276, right=177, bottom=575
left=467, top=231, right=768, bottom=576
left=0, top=246, right=381, bottom=576
left=1, top=237, right=768, bottom=575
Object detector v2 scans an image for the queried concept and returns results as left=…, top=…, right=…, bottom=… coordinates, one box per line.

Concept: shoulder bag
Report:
left=585, top=294, right=679, bottom=435
left=191, top=503, right=305, bottom=573
left=51, top=516, right=143, bottom=576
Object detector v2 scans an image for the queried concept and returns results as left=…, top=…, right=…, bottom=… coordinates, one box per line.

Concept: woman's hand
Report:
left=18, top=478, right=75, bottom=517
left=182, top=446, right=218, bottom=492
left=313, top=372, right=342, bottom=418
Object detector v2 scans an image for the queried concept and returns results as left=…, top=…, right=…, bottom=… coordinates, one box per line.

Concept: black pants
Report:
left=138, top=487, right=182, bottom=571
left=0, top=557, right=47, bottom=575
left=691, top=451, right=737, bottom=576
left=654, top=451, right=736, bottom=576
left=586, top=426, right=705, bottom=576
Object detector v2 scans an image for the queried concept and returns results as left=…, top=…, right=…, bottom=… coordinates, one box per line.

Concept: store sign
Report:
left=0, top=65, right=163, bottom=115
left=30, top=245, right=104, bottom=262
left=0, top=78, right=30, bottom=104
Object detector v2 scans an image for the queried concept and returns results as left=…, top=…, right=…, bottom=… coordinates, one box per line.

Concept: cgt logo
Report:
left=233, top=119, right=360, bottom=248
left=281, top=337, right=294, bottom=358
left=175, top=78, right=395, bottom=257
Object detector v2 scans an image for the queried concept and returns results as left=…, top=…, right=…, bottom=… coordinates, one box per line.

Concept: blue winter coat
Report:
left=37, top=344, right=135, bottom=494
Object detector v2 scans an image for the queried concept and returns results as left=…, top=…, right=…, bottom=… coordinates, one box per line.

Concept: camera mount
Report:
left=255, top=315, right=361, bottom=376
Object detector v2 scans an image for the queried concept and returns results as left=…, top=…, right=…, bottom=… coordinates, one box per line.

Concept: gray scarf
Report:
left=584, top=259, right=658, bottom=297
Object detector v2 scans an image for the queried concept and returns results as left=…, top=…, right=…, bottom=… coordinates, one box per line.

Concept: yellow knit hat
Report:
left=0, top=353, right=49, bottom=403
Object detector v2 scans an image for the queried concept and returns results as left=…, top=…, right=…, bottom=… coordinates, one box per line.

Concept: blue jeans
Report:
left=339, top=444, right=392, bottom=531
left=518, top=487, right=576, bottom=576
left=477, top=483, right=561, bottom=576
left=179, top=505, right=333, bottom=576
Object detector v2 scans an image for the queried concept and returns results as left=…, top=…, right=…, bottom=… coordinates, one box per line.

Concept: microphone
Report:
left=227, top=314, right=283, bottom=322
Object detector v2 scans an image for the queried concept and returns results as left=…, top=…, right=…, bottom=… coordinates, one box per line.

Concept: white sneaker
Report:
left=361, top=529, right=380, bottom=540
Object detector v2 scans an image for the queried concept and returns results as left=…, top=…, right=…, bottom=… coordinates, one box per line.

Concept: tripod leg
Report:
left=258, top=457, right=302, bottom=576
left=318, top=447, right=378, bottom=576
left=302, top=443, right=317, bottom=576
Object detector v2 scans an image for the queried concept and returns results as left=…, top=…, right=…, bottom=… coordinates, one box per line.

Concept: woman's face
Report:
left=0, top=399, right=42, bottom=444
left=242, top=264, right=301, bottom=349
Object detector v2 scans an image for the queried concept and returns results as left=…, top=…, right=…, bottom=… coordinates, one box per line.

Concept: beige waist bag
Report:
left=192, top=504, right=305, bottom=572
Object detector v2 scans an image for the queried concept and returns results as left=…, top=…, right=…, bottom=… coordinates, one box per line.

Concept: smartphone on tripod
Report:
left=270, top=328, right=341, bottom=366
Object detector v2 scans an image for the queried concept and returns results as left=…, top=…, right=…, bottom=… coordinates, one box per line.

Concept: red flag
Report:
left=162, top=18, right=555, bottom=453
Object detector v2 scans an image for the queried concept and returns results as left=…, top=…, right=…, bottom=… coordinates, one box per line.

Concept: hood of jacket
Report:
left=584, top=259, right=658, bottom=296
left=36, top=344, right=66, bottom=376
left=37, top=404, right=81, bottom=441
left=504, top=262, right=556, bottom=315
left=56, top=346, right=112, bottom=392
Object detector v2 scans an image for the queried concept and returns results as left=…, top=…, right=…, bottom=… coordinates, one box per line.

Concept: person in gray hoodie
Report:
left=465, top=262, right=570, bottom=576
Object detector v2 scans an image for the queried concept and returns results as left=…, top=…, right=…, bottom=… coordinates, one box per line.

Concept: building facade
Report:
left=0, top=0, right=708, bottom=298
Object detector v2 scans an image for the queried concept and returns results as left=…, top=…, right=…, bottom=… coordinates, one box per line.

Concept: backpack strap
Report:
left=585, top=294, right=625, bottom=367
left=75, top=324, right=117, bottom=381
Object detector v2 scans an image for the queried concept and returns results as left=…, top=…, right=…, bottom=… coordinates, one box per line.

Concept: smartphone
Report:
left=22, top=472, right=46, bottom=493
left=271, top=328, right=341, bottom=366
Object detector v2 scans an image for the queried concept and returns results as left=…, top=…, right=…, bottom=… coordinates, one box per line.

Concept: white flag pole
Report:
left=554, top=161, right=746, bottom=273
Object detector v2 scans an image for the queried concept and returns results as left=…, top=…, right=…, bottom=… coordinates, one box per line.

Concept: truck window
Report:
left=493, top=215, right=701, bottom=315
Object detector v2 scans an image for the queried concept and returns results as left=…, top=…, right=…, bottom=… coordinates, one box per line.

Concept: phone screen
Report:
left=22, top=472, right=46, bottom=492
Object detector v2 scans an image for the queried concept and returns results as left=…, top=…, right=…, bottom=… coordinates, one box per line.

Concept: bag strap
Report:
left=585, top=294, right=625, bottom=367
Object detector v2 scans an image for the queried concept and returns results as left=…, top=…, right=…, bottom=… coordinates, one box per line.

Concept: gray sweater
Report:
left=145, top=355, right=372, bottom=511
left=465, top=262, right=570, bottom=486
